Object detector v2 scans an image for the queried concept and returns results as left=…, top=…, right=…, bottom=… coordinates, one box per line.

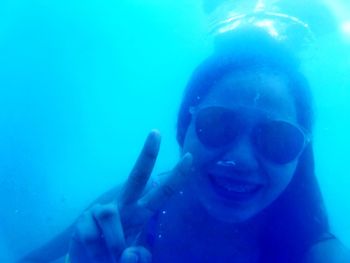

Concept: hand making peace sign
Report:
left=67, top=130, right=192, bottom=263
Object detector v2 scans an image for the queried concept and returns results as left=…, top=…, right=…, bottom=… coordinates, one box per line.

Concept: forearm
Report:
left=18, top=225, right=73, bottom=263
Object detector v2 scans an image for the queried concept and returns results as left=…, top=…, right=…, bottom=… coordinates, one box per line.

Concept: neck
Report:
left=151, top=190, right=263, bottom=263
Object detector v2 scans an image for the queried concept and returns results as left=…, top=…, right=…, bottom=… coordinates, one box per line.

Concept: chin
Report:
left=190, top=174, right=265, bottom=224
left=201, top=197, right=262, bottom=224
left=192, top=185, right=261, bottom=225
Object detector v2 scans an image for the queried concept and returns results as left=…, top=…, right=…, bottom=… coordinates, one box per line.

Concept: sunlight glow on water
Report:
left=342, top=21, right=350, bottom=35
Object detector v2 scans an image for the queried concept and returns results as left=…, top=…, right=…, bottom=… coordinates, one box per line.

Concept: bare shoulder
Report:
left=302, top=238, right=350, bottom=263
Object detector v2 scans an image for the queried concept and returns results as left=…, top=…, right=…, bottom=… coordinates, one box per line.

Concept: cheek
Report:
left=263, top=161, right=298, bottom=199
left=181, top=124, right=197, bottom=157
left=182, top=124, right=216, bottom=167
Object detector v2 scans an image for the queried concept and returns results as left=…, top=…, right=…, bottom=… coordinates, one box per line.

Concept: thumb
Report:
left=120, top=246, right=152, bottom=263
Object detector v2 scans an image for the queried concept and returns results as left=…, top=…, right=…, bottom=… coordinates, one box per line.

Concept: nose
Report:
left=220, top=134, right=259, bottom=172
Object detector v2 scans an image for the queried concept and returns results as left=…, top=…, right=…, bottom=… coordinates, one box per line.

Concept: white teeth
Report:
left=213, top=177, right=259, bottom=193
left=224, top=184, right=257, bottom=193
left=216, top=160, right=236, bottom=167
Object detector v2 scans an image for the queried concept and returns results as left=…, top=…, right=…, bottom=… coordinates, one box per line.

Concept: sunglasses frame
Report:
left=190, top=106, right=311, bottom=164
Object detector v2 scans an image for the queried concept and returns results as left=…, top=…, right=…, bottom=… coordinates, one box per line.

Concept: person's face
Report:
left=182, top=70, right=301, bottom=223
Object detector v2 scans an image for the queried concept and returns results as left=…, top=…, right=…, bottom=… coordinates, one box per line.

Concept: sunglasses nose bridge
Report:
left=221, top=134, right=259, bottom=171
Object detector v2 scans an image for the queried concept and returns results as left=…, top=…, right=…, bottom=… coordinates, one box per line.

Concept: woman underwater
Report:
left=20, top=29, right=350, bottom=263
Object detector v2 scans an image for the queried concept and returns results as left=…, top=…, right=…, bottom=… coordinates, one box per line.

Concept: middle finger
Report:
left=119, top=130, right=161, bottom=207
left=139, top=152, right=192, bottom=213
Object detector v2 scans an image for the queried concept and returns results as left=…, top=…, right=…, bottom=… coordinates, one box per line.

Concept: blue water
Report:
left=0, top=0, right=349, bottom=262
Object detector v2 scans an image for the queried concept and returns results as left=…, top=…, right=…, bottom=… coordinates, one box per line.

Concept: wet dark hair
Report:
left=176, top=28, right=329, bottom=263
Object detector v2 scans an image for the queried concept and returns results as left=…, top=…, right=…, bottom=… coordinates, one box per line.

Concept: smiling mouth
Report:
left=208, top=173, right=262, bottom=200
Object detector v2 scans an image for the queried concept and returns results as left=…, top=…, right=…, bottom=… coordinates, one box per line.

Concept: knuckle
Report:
left=74, top=215, right=100, bottom=244
left=79, top=227, right=99, bottom=244
left=75, top=227, right=99, bottom=245
left=94, top=204, right=119, bottom=222
left=128, top=172, right=147, bottom=187
left=143, top=147, right=158, bottom=160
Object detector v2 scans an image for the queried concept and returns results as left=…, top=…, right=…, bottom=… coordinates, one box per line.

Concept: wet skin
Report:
left=25, top=69, right=350, bottom=263
left=66, top=70, right=303, bottom=263
left=182, top=70, right=300, bottom=224
left=150, top=70, right=302, bottom=262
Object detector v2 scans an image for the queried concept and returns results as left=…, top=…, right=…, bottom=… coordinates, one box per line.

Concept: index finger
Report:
left=119, top=130, right=161, bottom=207
left=139, top=152, right=192, bottom=213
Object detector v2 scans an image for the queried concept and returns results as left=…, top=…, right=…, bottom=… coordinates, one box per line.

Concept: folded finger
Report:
left=92, top=204, right=126, bottom=261
left=119, top=130, right=161, bottom=207
left=120, top=246, right=152, bottom=263
left=71, top=210, right=112, bottom=263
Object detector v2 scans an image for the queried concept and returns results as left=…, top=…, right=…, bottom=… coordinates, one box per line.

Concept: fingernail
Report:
left=182, top=152, right=192, bottom=164
left=180, top=152, right=192, bottom=173
left=144, top=131, right=161, bottom=158
left=149, top=129, right=161, bottom=143
left=150, top=129, right=160, bottom=136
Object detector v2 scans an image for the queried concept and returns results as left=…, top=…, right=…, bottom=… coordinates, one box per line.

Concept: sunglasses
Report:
left=192, top=106, right=310, bottom=164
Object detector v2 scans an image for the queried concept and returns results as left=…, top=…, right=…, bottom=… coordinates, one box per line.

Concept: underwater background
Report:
left=0, top=0, right=349, bottom=261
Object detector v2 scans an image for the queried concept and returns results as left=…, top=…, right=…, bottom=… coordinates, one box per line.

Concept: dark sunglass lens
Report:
left=195, top=107, right=240, bottom=148
left=253, top=121, right=305, bottom=164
